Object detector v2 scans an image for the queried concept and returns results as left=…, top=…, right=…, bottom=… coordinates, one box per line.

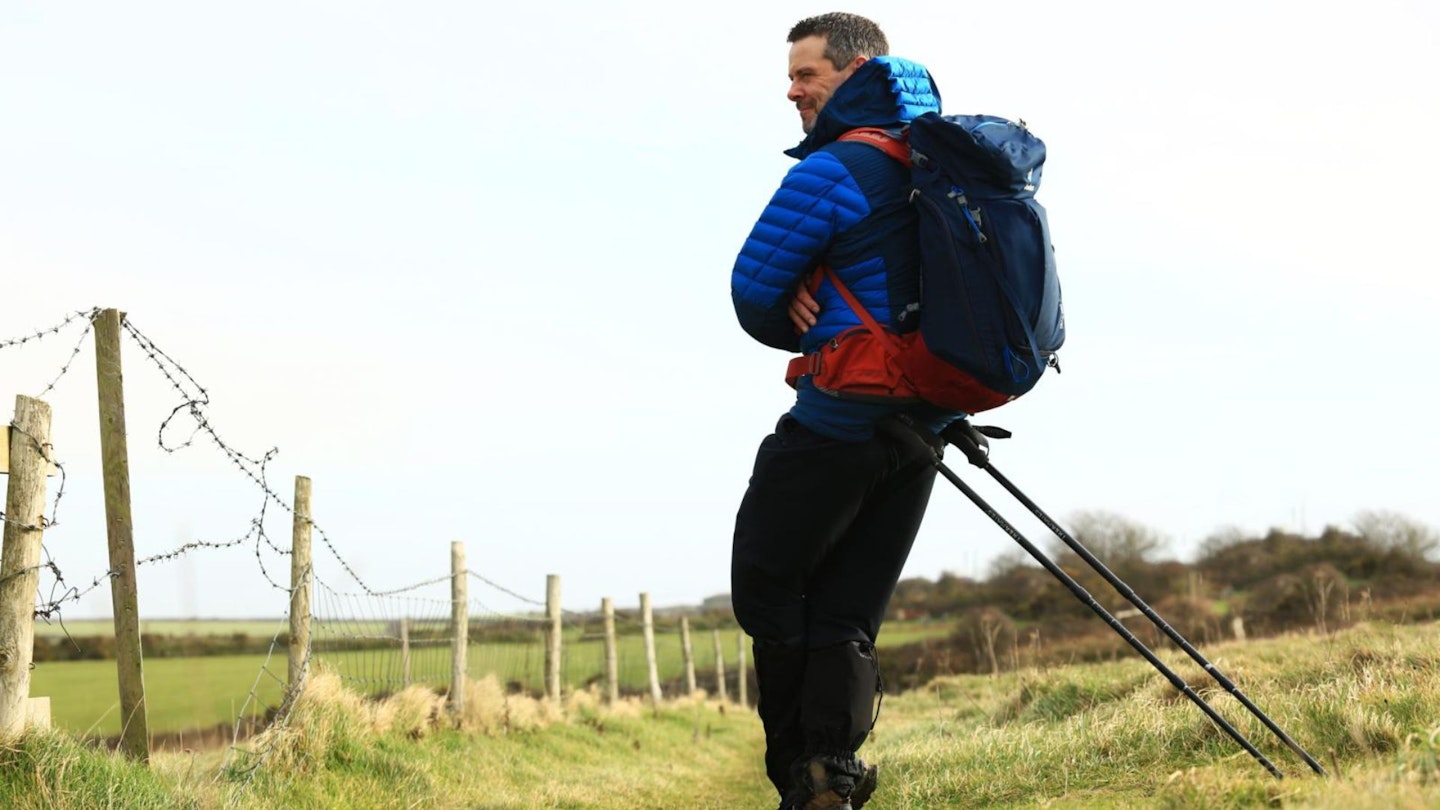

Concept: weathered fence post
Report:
left=641, top=592, right=662, bottom=704
left=0, top=396, right=52, bottom=737
left=712, top=629, right=727, bottom=703
left=288, top=475, right=313, bottom=692
left=737, top=632, right=748, bottom=708
left=680, top=617, right=697, bottom=696
left=601, top=597, right=618, bottom=704
left=545, top=574, right=562, bottom=702
left=449, top=542, right=467, bottom=716
left=93, top=308, right=149, bottom=763
left=399, top=616, right=411, bottom=688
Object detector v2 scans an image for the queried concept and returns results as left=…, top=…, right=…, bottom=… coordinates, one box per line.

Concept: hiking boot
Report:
left=786, top=754, right=875, bottom=810
left=849, top=762, right=878, bottom=809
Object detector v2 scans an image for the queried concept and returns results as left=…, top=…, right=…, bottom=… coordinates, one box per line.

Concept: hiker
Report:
left=729, top=12, right=962, bottom=810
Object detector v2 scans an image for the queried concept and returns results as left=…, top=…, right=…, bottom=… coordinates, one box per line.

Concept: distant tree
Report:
left=987, top=549, right=1033, bottom=579
left=1352, top=510, right=1440, bottom=562
left=984, top=551, right=1081, bottom=621
left=1056, top=511, right=1168, bottom=581
left=1196, top=525, right=1249, bottom=562
left=934, top=570, right=980, bottom=610
left=890, top=576, right=934, bottom=618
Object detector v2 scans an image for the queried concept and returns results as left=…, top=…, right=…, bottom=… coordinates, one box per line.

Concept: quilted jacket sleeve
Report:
left=731, top=150, right=872, bottom=351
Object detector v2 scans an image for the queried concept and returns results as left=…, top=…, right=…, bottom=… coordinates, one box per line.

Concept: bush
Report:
left=1241, top=563, right=1349, bottom=635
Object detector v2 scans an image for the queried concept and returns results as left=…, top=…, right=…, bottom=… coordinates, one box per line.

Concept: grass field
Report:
left=30, top=654, right=288, bottom=739
left=30, top=619, right=955, bottom=737
left=6, top=620, right=1440, bottom=808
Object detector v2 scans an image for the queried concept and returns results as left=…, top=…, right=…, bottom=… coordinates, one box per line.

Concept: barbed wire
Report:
left=314, top=572, right=454, bottom=600
left=0, top=420, right=66, bottom=531
left=0, top=418, right=103, bottom=627
left=33, top=552, right=116, bottom=624
left=35, top=311, right=99, bottom=399
left=121, top=317, right=379, bottom=594
left=467, top=570, right=548, bottom=607
left=0, top=308, right=98, bottom=354
left=468, top=595, right=550, bottom=624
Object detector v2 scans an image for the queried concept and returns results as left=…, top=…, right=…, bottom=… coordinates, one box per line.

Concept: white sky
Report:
left=2, top=0, right=1438, bottom=622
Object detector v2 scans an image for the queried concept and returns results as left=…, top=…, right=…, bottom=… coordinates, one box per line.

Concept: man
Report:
left=730, top=12, right=961, bottom=810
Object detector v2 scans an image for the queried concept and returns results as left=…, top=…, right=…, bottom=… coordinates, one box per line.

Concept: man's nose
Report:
left=787, top=81, right=803, bottom=102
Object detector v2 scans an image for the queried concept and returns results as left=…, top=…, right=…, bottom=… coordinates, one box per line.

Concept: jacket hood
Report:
left=785, top=56, right=941, bottom=160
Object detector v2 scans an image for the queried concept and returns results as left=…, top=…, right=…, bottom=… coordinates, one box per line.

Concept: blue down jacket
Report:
left=731, top=57, right=958, bottom=440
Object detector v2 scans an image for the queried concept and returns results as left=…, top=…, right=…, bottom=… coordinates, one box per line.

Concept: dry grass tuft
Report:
left=454, top=675, right=560, bottom=734
left=372, top=685, right=444, bottom=739
left=240, top=667, right=591, bottom=777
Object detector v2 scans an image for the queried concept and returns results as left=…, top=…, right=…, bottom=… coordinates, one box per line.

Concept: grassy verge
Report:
left=7, top=621, right=1440, bottom=808
left=867, top=620, right=1440, bottom=808
left=5, top=672, right=774, bottom=810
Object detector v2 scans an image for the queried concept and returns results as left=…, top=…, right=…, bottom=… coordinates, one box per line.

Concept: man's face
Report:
left=787, top=35, right=864, bottom=134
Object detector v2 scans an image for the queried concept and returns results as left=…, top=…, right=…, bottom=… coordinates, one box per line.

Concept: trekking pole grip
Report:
left=876, top=415, right=943, bottom=463
left=939, top=421, right=1004, bottom=468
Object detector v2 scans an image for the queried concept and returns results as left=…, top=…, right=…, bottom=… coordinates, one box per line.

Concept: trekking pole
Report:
left=878, top=417, right=1285, bottom=779
left=936, top=420, right=1328, bottom=777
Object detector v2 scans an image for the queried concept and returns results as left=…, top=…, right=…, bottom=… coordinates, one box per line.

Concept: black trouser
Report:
left=731, top=414, right=937, bottom=795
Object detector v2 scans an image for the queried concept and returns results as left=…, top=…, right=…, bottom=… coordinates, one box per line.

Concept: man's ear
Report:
left=851, top=55, right=869, bottom=70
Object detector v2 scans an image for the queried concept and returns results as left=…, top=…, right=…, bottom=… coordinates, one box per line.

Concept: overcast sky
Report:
left=2, top=0, right=1437, bottom=624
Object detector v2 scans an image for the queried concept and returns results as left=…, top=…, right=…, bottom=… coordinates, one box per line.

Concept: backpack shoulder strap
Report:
left=837, top=128, right=911, bottom=166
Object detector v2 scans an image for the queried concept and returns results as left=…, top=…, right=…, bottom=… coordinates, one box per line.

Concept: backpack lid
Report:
left=909, top=113, right=1047, bottom=197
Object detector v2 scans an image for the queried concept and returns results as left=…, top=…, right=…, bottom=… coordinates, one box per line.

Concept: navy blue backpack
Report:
left=825, top=114, right=1065, bottom=413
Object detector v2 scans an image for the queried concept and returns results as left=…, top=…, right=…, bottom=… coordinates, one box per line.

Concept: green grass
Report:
left=29, top=654, right=288, bottom=738
left=8, top=621, right=1440, bottom=808
left=865, top=621, right=1440, bottom=808
left=874, top=619, right=956, bottom=647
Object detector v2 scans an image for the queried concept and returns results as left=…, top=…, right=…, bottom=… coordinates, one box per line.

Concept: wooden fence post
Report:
left=449, top=542, right=467, bottom=715
left=545, top=574, right=562, bottom=702
left=399, top=617, right=411, bottom=688
left=712, top=629, right=727, bottom=703
left=680, top=617, right=696, bottom=696
left=640, top=592, right=662, bottom=704
left=0, top=396, right=51, bottom=737
left=601, top=597, right=618, bottom=704
left=93, top=308, right=148, bottom=763
left=288, top=476, right=313, bottom=691
left=737, top=632, right=748, bottom=708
